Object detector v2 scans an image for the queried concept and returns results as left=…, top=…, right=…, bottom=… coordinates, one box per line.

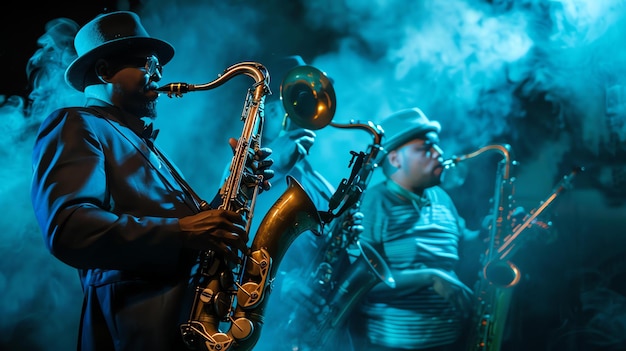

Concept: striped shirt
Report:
left=357, top=180, right=469, bottom=350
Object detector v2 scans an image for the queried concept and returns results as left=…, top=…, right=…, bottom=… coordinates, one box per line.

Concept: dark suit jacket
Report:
left=31, top=105, right=200, bottom=350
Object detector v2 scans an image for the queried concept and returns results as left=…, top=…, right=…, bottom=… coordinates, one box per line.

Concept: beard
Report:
left=120, top=89, right=158, bottom=120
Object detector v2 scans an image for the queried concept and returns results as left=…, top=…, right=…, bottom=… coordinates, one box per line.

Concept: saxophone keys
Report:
left=213, top=291, right=231, bottom=319
left=237, top=282, right=262, bottom=308
left=219, top=269, right=234, bottom=289
left=203, top=333, right=233, bottom=351
left=231, top=317, right=254, bottom=340
left=200, top=288, right=214, bottom=303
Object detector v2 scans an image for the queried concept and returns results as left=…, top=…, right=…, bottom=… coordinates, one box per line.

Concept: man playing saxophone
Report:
left=349, top=107, right=479, bottom=351
left=29, top=11, right=274, bottom=351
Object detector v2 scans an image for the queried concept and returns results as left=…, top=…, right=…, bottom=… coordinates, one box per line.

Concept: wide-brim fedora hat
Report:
left=380, top=107, right=441, bottom=152
left=65, top=11, right=175, bottom=92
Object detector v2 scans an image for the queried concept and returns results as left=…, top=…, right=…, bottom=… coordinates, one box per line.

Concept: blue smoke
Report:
left=2, top=0, right=626, bottom=350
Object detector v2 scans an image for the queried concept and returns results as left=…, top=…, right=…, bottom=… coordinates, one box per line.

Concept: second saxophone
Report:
left=279, top=65, right=396, bottom=350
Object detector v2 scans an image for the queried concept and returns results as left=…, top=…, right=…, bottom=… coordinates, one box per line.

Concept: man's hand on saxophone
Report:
left=178, top=209, right=249, bottom=262
left=228, top=137, right=275, bottom=193
left=177, top=137, right=275, bottom=263
left=342, top=210, right=365, bottom=240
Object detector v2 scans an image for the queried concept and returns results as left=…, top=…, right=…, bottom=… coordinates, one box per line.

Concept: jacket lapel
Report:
left=88, top=106, right=201, bottom=212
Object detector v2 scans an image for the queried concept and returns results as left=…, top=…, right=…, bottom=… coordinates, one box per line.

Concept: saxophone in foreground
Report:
left=158, top=62, right=322, bottom=351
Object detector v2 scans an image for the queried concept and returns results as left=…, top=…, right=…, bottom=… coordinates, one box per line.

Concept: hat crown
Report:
left=74, top=12, right=149, bottom=56
left=380, top=107, right=441, bottom=151
left=65, top=11, right=174, bottom=92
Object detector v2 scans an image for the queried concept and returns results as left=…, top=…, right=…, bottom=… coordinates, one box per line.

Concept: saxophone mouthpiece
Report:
left=441, top=156, right=461, bottom=169
left=156, top=83, right=192, bottom=97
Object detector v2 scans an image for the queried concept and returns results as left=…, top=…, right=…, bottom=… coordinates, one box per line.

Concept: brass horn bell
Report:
left=280, top=65, right=336, bottom=130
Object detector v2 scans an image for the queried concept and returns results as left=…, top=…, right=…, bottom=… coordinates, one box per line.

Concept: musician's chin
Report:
left=146, top=100, right=158, bottom=114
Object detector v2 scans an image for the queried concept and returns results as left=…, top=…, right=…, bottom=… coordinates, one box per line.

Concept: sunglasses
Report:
left=143, top=55, right=162, bottom=80
left=416, top=141, right=444, bottom=158
left=106, top=54, right=162, bottom=79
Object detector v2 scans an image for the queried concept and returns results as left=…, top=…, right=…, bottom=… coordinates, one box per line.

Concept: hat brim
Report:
left=65, top=37, right=175, bottom=92
left=383, top=121, right=441, bottom=151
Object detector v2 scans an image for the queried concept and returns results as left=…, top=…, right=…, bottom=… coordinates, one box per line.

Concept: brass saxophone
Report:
left=444, top=144, right=517, bottom=351
left=279, top=65, right=395, bottom=349
left=303, top=121, right=396, bottom=349
left=158, top=62, right=322, bottom=351
left=442, top=144, right=518, bottom=288
left=444, top=145, right=582, bottom=351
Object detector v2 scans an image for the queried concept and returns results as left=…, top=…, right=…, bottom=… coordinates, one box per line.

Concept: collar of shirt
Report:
left=385, top=180, right=431, bottom=209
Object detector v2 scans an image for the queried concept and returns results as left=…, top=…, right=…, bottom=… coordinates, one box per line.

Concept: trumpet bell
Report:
left=280, top=65, right=336, bottom=130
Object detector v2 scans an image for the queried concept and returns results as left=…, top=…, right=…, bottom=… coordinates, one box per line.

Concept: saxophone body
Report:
left=158, top=62, right=322, bottom=351
left=448, top=145, right=583, bottom=351
left=473, top=166, right=582, bottom=351
left=444, top=144, right=517, bottom=351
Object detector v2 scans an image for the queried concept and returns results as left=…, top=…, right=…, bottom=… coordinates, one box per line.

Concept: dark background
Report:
left=2, top=1, right=626, bottom=350
left=1, top=1, right=117, bottom=99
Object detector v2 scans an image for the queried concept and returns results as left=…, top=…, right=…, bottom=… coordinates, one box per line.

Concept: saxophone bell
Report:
left=482, top=259, right=522, bottom=288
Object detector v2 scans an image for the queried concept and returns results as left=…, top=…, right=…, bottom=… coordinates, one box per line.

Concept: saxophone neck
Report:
left=442, top=143, right=513, bottom=179
left=330, top=120, right=384, bottom=146
left=322, top=120, right=384, bottom=222
left=157, top=61, right=271, bottom=98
